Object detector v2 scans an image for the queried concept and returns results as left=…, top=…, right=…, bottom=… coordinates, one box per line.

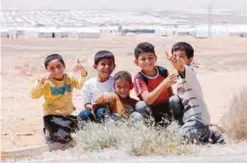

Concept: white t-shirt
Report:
left=177, top=65, right=210, bottom=125
left=81, top=76, right=115, bottom=106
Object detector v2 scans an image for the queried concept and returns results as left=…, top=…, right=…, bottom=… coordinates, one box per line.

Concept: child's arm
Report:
left=96, top=93, right=126, bottom=116
left=135, top=73, right=177, bottom=105
left=72, top=59, right=88, bottom=89
left=30, top=77, right=47, bottom=99
left=95, top=92, right=118, bottom=104
left=81, top=82, right=92, bottom=110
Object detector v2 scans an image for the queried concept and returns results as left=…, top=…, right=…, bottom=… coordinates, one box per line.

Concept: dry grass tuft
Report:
left=222, top=87, right=247, bottom=140
left=68, top=121, right=195, bottom=156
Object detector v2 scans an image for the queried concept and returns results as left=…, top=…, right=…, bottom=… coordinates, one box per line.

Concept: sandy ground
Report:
left=1, top=35, right=247, bottom=160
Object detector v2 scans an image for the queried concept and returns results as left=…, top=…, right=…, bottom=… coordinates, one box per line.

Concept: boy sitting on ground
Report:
left=95, top=71, right=143, bottom=121
left=166, top=42, right=225, bottom=144
left=78, top=50, right=115, bottom=122
left=133, top=42, right=180, bottom=126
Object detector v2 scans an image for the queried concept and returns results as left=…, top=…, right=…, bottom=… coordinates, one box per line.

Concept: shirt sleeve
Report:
left=134, top=78, right=149, bottom=97
left=184, top=65, right=204, bottom=99
left=81, top=81, right=91, bottom=106
left=71, top=75, right=88, bottom=89
left=30, top=80, right=43, bottom=99
left=184, top=65, right=197, bottom=85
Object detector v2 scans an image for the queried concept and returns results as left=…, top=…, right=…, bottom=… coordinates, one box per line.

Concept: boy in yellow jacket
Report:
left=31, top=54, right=87, bottom=148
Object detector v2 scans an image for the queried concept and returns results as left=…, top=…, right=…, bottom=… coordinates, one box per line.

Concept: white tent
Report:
left=1, top=28, right=9, bottom=38
left=194, top=24, right=247, bottom=38
left=75, top=27, right=100, bottom=38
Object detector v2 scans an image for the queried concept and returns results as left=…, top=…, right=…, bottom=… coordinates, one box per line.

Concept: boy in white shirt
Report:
left=78, top=50, right=115, bottom=122
left=166, top=42, right=225, bottom=144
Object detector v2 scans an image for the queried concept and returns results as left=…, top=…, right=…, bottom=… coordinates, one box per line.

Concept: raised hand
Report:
left=73, top=58, right=87, bottom=77
left=165, top=50, right=184, bottom=72
left=39, top=73, right=51, bottom=84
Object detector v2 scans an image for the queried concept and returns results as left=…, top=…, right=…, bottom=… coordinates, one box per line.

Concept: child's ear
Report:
left=134, top=60, right=138, bottom=66
left=93, top=64, right=97, bottom=69
left=130, top=83, right=134, bottom=90
left=189, top=57, right=193, bottom=63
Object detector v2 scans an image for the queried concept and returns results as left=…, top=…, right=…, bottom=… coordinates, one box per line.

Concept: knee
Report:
left=135, top=101, right=148, bottom=112
left=169, top=95, right=181, bottom=104
left=96, top=108, right=106, bottom=116
left=78, top=109, right=93, bottom=121
left=130, top=112, right=143, bottom=121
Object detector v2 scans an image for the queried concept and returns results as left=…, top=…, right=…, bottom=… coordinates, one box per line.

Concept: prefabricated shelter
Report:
left=1, top=28, right=9, bottom=38
left=121, top=26, right=155, bottom=35
left=100, top=26, right=119, bottom=33
left=175, top=27, right=194, bottom=36
left=75, top=28, right=100, bottom=38
left=35, top=28, right=71, bottom=38
left=194, top=24, right=236, bottom=38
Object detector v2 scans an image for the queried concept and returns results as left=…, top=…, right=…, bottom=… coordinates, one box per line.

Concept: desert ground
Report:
left=1, top=34, right=247, bottom=162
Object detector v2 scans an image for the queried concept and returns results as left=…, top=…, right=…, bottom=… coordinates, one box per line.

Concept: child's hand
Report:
left=39, top=74, right=51, bottom=85
left=73, top=58, right=87, bottom=77
left=91, top=103, right=98, bottom=111
left=166, top=50, right=178, bottom=64
left=165, top=51, right=184, bottom=72
left=163, top=73, right=177, bottom=88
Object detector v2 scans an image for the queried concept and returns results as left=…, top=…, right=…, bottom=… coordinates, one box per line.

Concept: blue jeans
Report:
left=78, top=108, right=107, bottom=122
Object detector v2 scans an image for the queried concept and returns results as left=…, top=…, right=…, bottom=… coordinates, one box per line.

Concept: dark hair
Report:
left=171, top=42, right=194, bottom=59
left=134, top=42, right=155, bottom=59
left=114, top=71, right=132, bottom=85
left=94, top=50, right=115, bottom=65
left=44, top=54, right=65, bottom=69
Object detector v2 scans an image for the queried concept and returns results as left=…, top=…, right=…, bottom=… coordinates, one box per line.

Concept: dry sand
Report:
left=1, top=34, right=247, bottom=161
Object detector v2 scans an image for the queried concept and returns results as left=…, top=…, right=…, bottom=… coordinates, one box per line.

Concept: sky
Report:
left=1, top=0, right=247, bottom=10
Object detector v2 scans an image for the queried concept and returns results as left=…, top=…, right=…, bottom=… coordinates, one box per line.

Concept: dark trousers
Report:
left=135, top=95, right=184, bottom=126
left=43, top=115, right=78, bottom=144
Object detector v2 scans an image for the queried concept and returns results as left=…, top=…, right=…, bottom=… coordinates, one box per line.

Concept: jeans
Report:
left=78, top=107, right=108, bottom=122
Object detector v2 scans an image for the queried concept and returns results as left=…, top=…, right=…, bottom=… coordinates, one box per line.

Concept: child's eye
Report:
left=148, top=57, right=153, bottom=60
left=50, top=67, right=55, bottom=71
left=56, top=64, right=62, bottom=69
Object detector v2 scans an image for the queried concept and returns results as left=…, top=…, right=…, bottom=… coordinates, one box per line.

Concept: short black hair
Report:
left=44, top=54, right=65, bottom=69
left=134, top=42, right=155, bottom=59
left=94, top=50, right=115, bottom=65
left=114, top=71, right=132, bottom=85
left=172, top=42, right=194, bottom=59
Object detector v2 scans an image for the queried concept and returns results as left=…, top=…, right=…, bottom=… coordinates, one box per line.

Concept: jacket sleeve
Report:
left=71, top=75, right=88, bottom=89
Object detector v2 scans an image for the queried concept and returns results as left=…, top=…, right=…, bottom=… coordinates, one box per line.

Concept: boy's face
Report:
left=46, top=59, right=65, bottom=80
left=114, top=79, right=132, bottom=99
left=94, top=58, right=115, bottom=81
left=134, top=52, right=157, bottom=71
left=173, top=50, right=193, bottom=65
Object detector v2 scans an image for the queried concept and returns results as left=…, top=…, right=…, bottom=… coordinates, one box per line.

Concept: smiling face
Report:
left=114, top=79, right=132, bottom=99
left=134, top=52, right=157, bottom=72
left=46, top=59, right=65, bottom=80
left=94, top=58, right=115, bottom=82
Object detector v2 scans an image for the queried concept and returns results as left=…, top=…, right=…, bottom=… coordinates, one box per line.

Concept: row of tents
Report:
left=1, top=25, right=247, bottom=39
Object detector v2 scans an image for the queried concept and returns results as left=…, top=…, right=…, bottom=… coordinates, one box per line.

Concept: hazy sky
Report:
left=1, top=0, right=247, bottom=10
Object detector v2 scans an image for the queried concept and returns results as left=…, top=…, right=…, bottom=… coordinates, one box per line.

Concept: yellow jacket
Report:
left=31, top=73, right=87, bottom=115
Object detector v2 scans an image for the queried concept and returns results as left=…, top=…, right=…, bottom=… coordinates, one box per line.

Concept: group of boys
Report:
left=31, top=42, right=225, bottom=150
